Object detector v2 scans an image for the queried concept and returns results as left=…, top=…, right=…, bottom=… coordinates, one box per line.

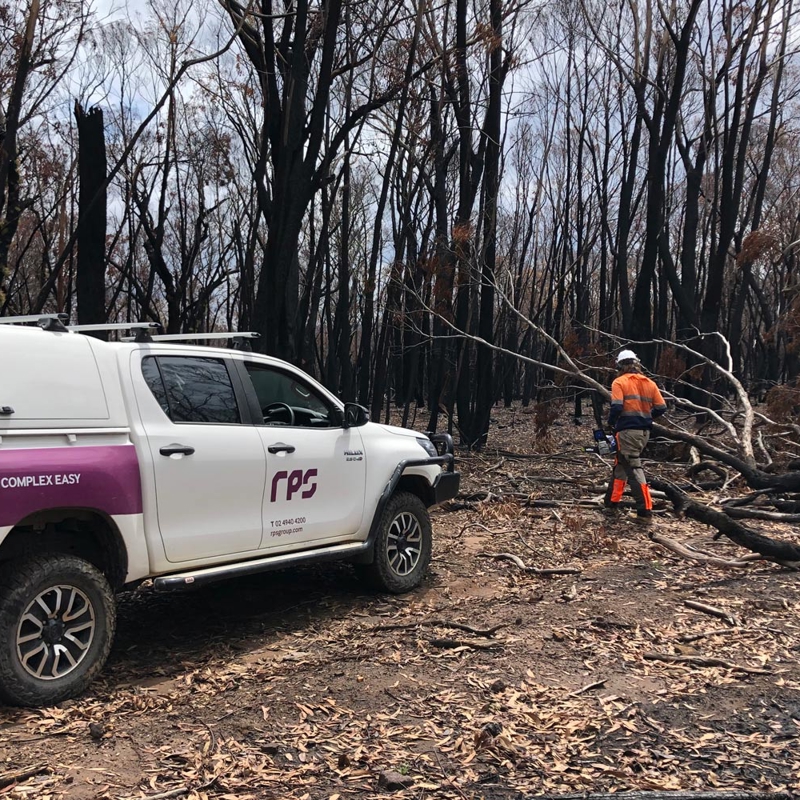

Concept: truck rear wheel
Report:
left=358, top=491, right=432, bottom=593
left=0, top=554, right=116, bottom=707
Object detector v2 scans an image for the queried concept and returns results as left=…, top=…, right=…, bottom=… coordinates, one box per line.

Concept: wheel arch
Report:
left=0, top=508, right=128, bottom=590
left=396, top=474, right=435, bottom=507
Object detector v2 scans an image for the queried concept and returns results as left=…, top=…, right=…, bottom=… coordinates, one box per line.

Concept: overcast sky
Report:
left=95, top=0, right=154, bottom=23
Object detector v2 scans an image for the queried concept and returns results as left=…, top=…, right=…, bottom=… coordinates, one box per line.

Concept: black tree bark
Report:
left=74, top=103, right=107, bottom=333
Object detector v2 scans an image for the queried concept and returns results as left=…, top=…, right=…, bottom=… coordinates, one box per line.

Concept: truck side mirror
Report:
left=343, top=403, right=369, bottom=428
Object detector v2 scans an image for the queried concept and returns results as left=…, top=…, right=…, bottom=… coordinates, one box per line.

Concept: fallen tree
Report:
left=650, top=479, right=800, bottom=568
left=416, top=284, right=800, bottom=566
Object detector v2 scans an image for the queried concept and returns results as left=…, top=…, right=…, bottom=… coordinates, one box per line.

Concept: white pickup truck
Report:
left=0, top=317, right=459, bottom=707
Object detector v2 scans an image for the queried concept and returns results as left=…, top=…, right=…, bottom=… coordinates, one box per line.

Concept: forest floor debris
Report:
left=1, top=408, right=799, bottom=799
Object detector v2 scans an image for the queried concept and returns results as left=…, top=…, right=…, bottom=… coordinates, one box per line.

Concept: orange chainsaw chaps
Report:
left=610, top=479, right=626, bottom=503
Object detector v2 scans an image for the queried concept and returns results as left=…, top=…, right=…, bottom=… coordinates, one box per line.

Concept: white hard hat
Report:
left=616, top=349, right=639, bottom=364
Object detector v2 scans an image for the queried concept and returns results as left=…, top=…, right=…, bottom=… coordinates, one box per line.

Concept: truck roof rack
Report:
left=120, top=331, right=260, bottom=350
left=0, top=316, right=162, bottom=338
left=67, top=322, right=162, bottom=343
left=1, top=315, right=258, bottom=349
left=68, top=322, right=160, bottom=333
left=0, top=313, right=68, bottom=324
left=0, top=313, right=69, bottom=332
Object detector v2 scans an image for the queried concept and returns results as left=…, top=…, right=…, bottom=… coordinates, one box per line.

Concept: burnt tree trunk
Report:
left=426, top=84, right=455, bottom=434
left=0, top=0, right=40, bottom=304
left=74, top=103, right=108, bottom=333
left=468, top=0, right=506, bottom=450
left=355, top=19, right=419, bottom=405
left=629, top=0, right=702, bottom=346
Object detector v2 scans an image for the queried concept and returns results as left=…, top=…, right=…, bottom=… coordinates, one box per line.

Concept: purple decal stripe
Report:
left=0, top=445, right=142, bottom=527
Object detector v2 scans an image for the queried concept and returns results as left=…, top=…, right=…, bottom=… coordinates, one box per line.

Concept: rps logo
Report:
left=271, top=469, right=317, bottom=502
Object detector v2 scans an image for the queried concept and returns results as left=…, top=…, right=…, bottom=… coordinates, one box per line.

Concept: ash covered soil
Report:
left=1, top=407, right=799, bottom=799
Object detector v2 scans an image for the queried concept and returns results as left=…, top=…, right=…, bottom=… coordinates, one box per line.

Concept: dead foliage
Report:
left=1, top=408, right=799, bottom=799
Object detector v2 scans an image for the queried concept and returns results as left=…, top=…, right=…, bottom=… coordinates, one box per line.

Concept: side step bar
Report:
left=153, top=540, right=369, bottom=591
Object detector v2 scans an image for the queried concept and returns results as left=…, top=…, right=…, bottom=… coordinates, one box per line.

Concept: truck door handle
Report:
left=0, top=406, right=14, bottom=416
left=160, top=443, right=195, bottom=457
left=268, top=442, right=295, bottom=454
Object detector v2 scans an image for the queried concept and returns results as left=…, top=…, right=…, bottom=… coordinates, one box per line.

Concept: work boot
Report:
left=602, top=503, right=621, bottom=517
left=634, top=510, right=653, bottom=526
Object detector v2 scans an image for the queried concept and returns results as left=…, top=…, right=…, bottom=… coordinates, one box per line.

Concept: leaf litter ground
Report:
left=1, top=408, right=799, bottom=799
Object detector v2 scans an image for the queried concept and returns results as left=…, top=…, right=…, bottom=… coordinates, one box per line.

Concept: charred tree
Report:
left=74, top=103, right=108, bottom=333
left=0, top=0, right=39, bottom=302
left=629, top=0, right=702, bottom=345
left=652, top=479, right=800, bottom=566
left=467, top=0, right=506, bottom=449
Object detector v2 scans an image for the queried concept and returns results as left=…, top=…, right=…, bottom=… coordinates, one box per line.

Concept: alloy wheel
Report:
left=16, top=585, right=96, bottom=681
left=386, top=512, right=423, bottom=576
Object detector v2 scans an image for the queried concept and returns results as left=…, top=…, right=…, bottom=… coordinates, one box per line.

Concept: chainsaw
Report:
left=586, top=429, right=617, bottom=456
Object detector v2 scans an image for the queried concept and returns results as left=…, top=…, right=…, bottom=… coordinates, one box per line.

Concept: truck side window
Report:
left=244, top=363, right=334, bottom=427
left=141, top=357, right=170, bottom=416
left=142, top=356, right=240, bottom=424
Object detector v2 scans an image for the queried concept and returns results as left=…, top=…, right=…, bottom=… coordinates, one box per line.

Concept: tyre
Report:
left=358, top=491, right=432, bottom=594
left=0, top=554, right=116, bottom=707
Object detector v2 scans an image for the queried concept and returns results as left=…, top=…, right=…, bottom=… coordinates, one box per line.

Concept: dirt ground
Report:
left=1, top=407, right=799, bottom=799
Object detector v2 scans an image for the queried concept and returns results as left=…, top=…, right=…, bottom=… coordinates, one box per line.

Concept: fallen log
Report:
left=0, top=765, right=49, bottom=789
left=649, top=533, right=757, bottom=569
left=771, top=499, right=800, bottom=512
left=684, top=461, right=728, bottom=489
left=650, top=479, right=800, bottom=566
left=683, top=599, right=739, bottom=627
left=723, top=507, right=800, bottom=522
left=651, top=422, right=800, bottom=492
left=722, top=489, right=777, bottom=508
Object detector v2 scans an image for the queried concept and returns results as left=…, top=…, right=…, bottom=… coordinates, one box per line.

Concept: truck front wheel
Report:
left=0, top=554, right=116, bottom=707
left=358, top=491, right=432, bottom=593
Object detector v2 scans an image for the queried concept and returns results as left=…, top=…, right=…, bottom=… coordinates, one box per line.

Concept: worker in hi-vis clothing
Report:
left=603, top=349, right=667, bottom=524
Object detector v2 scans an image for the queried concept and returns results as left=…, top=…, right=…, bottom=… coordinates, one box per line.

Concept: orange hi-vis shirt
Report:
left=608, top=372, right=667, bottom=431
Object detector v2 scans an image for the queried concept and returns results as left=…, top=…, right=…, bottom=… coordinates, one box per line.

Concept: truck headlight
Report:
left=416, top=437, right=438, bottom=458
